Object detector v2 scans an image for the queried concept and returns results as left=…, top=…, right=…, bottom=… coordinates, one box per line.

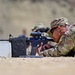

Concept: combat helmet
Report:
left=32, top=23, right=45, bottom=32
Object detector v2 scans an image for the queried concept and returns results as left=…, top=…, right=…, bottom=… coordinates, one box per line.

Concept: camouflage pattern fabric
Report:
left=50, top=17, right=68, bottom=30
left=42, top=25, right=75, bottom=57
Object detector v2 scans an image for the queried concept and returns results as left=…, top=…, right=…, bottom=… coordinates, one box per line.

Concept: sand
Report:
left=0, top=57, right=75, bottom=75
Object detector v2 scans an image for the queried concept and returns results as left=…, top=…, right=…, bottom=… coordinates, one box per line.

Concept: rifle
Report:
left=26, top=32, right=54, bottom=55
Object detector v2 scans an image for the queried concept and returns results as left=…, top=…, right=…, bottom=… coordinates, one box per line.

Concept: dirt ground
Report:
left=0, top=57, right=75, bottom=75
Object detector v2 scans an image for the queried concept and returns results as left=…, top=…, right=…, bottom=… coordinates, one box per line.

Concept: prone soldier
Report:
left=30, top=23, right=54, bottom=55
left=39, top=17, right=75, bottom=57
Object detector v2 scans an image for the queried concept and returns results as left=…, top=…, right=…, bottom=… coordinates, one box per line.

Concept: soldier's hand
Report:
left=37, top=43, right=43, bottom=55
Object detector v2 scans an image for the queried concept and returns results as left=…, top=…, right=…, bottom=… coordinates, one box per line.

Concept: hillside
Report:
left=0, top=0, right=75, bottom=38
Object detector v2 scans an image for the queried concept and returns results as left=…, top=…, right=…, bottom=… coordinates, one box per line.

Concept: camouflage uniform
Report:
left=42, top=17, right=75, bottom=57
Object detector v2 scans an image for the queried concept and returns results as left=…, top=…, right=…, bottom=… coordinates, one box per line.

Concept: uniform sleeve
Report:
left=42, top=26, right=75, bottom=57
